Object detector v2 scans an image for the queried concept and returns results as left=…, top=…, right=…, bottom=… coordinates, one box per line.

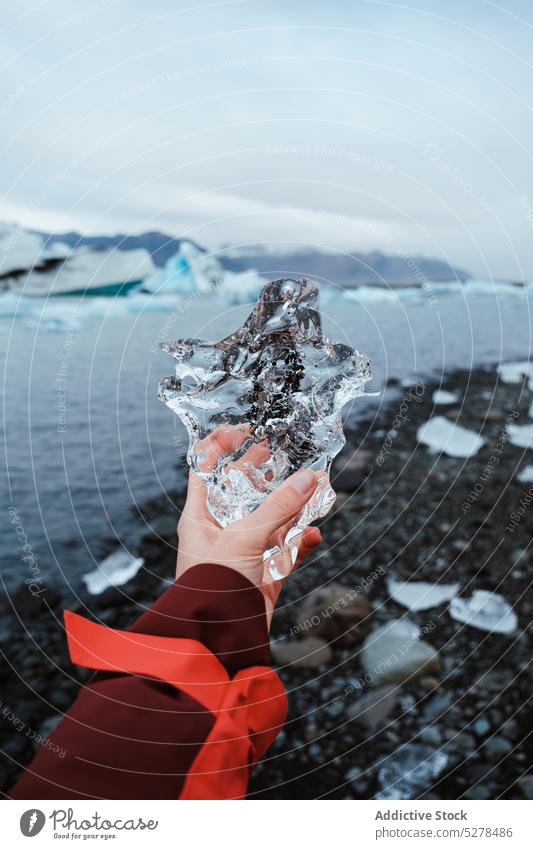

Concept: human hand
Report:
left=175, top=428, right=322, bottom=625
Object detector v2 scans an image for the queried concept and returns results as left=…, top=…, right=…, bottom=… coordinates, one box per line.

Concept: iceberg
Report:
left=143, top=240, right=264, bottom=303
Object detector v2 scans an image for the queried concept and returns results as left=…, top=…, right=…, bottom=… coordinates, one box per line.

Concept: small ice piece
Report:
left=498, top=360, right=533, bottom=387
left=387, top=578, right=459, bottom=611
left=82, top=550, right=144, bottom=595
left=159, top=278, right=372, bottom=577
left=508, top=424, right=533, bottom=449
left=417, top=416, right=484, bottom=458
left=432, top=389, right=459, bottom=405
left=517, top=465, right=533, bottom=483
left=375, top=743, right=449, bottom=800
left=449, top=590, right=518, bottom=635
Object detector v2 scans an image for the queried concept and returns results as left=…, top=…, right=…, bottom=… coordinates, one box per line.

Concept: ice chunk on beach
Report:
left=508, top=424, right=533, bottom=450
left=498, top=360, right=533, bottom=389
left=388, top=578, right=459, bottom=611
left=417, top=416, right=484, bottom=458
left=517, top=465, right=533, bottom=483
left=82, top=550, right=144, bottom=595
left=159, top=278, right=372, bottom=577
left=449, top=590, right=518, bottom=635
left=375, top=743, right=449, bottom=800
left=432, top=389, right=459, bottom=405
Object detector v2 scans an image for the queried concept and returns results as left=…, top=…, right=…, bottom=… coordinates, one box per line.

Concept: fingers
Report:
left=196, top=425, right=251, bottom=472
left=240, top=469, right=318, bottom=542
left=296, top=526, right=322, bottom=565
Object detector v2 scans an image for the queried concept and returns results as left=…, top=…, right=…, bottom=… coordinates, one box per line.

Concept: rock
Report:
left=473, top=717, right=491, bottom=736
left=346, top=766, right=363, bottom=783
left=518, top=774, right=533, bottom=799
left=449, top=732, right=476, bottom=754
left=422, top=693, right=452, bottom=722
left=271, top=636, right=333, bottom=669
left=304, top=722, right=321, bottom=742
left=295, top=583, right=372, bottom=647
left=464, top=762, right=495, bottom=784
left=11, top=583, right=62, bottom=618
left=347, top=683, right=402, bottom=730
left=466, top=785, right=492, bottom=800
left=331, top=449, right=373, bottom=492
left=361, top=619, right=440, bottom=686
left=419, top=726, right=443, bottom=746
left=419, top=676, right=440, bottom=691
left=471, top=669, right=515, bottom=694
left=482, top=736, right=512, bottom=761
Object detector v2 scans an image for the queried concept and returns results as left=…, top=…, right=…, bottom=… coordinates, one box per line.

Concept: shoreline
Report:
left=1, top=363, right=532, bottom=799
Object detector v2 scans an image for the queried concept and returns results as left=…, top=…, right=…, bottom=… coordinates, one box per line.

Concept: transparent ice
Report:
left=375, top=743, right=449, bottom=800
left=159, top=278, right=372, bottom=577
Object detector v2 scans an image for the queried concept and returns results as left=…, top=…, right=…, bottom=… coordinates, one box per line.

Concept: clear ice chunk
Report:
left=449, top=590, right=518, bottom=635
left=159, top=278, right=372, bottom=577
left=375, top=743, right=449, bottom=800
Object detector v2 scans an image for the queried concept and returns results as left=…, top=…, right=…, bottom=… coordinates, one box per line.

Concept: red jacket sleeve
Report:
left=10, top=563, right=287, bottom=800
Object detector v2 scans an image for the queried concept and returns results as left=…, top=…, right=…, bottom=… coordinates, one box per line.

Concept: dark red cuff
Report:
left=128, top=563, right=270, bottom=678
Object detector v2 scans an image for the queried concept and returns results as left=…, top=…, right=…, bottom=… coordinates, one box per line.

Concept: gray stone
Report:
left=295, top=583, right=372, bottom=647
left=466, top=785, right=492, bottom=800
left=347, top=683, right=402, bottom=730
left=482, top=736, right=512, bottom=761
left=518, top=774, right=533, bottom=799
left=361, top=619, right=440, bottom=686
left=473, top=717, right=491, bottom=736
left=422, top=693, right=452, bottom=722
left=271, top=636, right=333, bottom=669
left=419, top=725, right=443, bottom=746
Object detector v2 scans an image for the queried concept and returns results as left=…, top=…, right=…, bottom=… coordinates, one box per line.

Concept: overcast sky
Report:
left=2, top=0, right=533, bottom=277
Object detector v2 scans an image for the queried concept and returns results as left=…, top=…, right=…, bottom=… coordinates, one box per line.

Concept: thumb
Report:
left=240, top=469, right=318, bottom=542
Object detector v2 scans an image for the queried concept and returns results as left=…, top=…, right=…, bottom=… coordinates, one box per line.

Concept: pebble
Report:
left=419, top=725, right=443, bottom=745
left=271, top=636, right=333, bottom=669
left=361, top=619, right=440, bottom=686
left=518, top=774, right=533, bottom=799
left=473, top=717, right=491, bottom=736
left=482, top=736, right=512, bottom=760
left=347, top=684, right=402, bottom=730
left=295, top=583, right=372, bottom=647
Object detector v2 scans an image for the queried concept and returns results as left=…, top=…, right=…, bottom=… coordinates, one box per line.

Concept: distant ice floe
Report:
left=517, top=465, right=533, bottom=483
left=82, top=549, right=144, bottom=595
left=508, top=424, right=533, bottom=450
left=387, top=578, right=459, bottom=611
left=432, top=389, right=460, bottom=405
left=449, top=590, right=518, bottom=635
left=417, top=416, right=484, bottom=458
